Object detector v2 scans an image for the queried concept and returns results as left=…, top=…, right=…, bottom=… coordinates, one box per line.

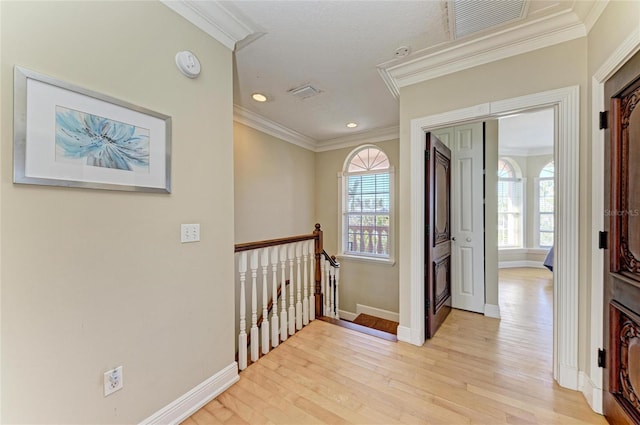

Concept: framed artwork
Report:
left=13, top=66, right=171, bottom=193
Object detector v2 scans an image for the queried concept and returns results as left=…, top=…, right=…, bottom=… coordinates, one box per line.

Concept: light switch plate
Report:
left=181, top=224, right=200, bottom=243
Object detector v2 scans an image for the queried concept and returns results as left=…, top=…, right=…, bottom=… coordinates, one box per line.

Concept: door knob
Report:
left=451, top=237, right=456, bottom=241
left=466, top=237, right=472, bottom=242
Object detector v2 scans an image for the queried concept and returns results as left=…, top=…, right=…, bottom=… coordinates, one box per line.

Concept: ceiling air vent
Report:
left=452, top=0, right=526, bottom=39
left=287, top=84, right=321, bottom=100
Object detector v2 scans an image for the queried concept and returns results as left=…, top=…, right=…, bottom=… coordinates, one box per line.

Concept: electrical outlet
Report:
left=104, top=366, right=123, bottom=396
left=181, top=224, right=200, bottom=243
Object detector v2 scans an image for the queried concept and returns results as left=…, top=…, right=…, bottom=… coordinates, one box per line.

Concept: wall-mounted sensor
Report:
left=175, top=51, right=201, bottom=78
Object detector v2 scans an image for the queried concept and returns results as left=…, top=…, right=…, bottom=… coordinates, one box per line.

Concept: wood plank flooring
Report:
left=185, top=268, right=606, bottom=425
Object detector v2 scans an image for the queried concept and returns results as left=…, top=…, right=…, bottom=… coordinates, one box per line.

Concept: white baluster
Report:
left=302, top=242, right=309, bottom=326
left=320, top=253, right=325, bottom=317
left=260, top=248, right=270, bottom=355
left=328, top=260, right=335, bottom=318
left=238, top=252, right=247, bottom=370
left=279, top=245, right=288, bottom=342
left=308, top=240, right=315, bottom=321
left=270, top=246, right=280, bottom=348
left=334, top=265, right=340, bottom=319
left=325, top=259, right=331, bottom=317
left=287, top=243, right=295, bottom=335
left=250, top=250, right=259, bottom=362
left=295, top=242, right=303, bottom=330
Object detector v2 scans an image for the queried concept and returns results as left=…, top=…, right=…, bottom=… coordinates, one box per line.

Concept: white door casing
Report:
left=434, top=124, right=485, bottom=313
left=402, top=86, right=579, bottom=393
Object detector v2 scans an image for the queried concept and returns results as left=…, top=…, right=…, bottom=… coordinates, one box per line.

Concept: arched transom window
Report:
left=342, top=146, right=393, bottom=260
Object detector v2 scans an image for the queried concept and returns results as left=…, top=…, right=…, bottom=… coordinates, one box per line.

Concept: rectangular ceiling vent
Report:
left=452, top=0, right=526, bottom=39
left=287, top=84, right=321, bottom=100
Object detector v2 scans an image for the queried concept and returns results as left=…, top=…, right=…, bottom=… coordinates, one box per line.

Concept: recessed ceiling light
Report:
left=346, top=122, right=358, bottom=128
left=252, top=93, right=268, bottom=102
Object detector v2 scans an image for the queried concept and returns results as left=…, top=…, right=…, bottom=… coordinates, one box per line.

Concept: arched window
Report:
left=497, top=158, right=523, bottom=248
left=341, top=145, right=393, bottom=260
left=538, top=161, right=554, bottom=247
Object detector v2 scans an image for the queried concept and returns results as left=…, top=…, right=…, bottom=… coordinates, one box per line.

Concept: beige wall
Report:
left=1, top=2, right=234, bottom=423
left=234, top=122, right=315, bottom=243
left=399, top=38, right=588, bottom=366
left=315, top=140, right=399, bottom=315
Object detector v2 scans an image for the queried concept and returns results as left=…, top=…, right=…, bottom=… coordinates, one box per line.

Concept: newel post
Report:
left=313, top=223, right=324, bottom=317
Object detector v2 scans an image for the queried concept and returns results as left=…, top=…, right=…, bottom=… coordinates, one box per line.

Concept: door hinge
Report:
left=599, top=111, right=609, bottom=130
left=599, top=231, right=608, bottom=249
left=425, top=150, right=430, bottom=161
left=598, top=348, right=606, bottom=368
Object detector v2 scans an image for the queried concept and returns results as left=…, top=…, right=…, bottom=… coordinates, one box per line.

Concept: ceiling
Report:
left=163, top=0, right=604, bottom=150
left=498, top=108, right=554, bottom=156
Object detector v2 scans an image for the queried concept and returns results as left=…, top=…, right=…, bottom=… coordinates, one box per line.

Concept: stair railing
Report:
left=235, top=223, right=337, bottom=370
left=321, top=251, right=340, bottom=319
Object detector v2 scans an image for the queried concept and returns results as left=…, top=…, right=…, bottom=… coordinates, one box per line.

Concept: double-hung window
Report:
left=341, top=145, right=393, bottom=261
left=538, top=161, right=554, bottom=247
left=497, top=158, right=524, bottom=248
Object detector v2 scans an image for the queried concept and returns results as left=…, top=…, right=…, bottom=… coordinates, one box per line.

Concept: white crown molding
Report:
left=234, top=105, right=399, bottom=153
left=380, top=9, right=586, bottom=90
left=161, top=1, right=257, bottom=51
left=233, top=105, right=317, bottom=151
left=376, top=66, right=400, bottom=100
left=316, top=125, right=399, bottom=152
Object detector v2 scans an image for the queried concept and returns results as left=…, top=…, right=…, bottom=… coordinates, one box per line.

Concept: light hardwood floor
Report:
left=185, top=267, right=607, bottom=425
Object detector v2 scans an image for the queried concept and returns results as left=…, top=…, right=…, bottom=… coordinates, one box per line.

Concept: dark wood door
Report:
left=425, top=133, right=452, bottom=339
left=603, top=49, right=640, bottom=425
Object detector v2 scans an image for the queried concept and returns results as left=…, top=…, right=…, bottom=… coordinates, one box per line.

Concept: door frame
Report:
left=402, top=85, right=580, bottom=391
left=588, top=27, right=640, bottom=414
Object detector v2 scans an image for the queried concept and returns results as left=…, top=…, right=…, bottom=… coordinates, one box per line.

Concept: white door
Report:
left=434, top=123, right=485, bottom=313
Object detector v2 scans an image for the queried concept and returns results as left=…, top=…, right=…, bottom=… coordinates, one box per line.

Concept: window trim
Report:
left=497, top=157, right=525, bottom=249
left=535, top=160, right=554, bottom=248
left=338, top=145, right=395, bottom=265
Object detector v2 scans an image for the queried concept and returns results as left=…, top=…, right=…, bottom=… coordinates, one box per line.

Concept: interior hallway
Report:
left=183, top=267, right=603, bottom=424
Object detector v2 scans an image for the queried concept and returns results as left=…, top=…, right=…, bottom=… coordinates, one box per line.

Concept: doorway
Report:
left=403, top=86, right=580, bottom=391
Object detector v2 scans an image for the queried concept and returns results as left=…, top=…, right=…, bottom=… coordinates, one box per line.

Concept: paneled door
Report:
left=434, top=124, right=485, bottom=313
left=603, top=48, right=640, bottom=424
left=425, top=133, right=452, bottom=338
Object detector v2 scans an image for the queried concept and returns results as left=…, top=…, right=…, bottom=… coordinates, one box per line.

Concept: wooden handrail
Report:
left=322, top=250, right=340, bottom=268
left=235, top=232, right=317, bottom=253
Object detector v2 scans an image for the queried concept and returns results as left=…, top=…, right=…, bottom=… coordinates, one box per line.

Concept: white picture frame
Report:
left=13, top=66, right=172, bottom=193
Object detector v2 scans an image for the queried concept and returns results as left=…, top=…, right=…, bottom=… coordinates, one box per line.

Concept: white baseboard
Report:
left=484, top=303, right=501, bottom=318
left=338, top=309, right=357, bottom=321
left=396, top=325, right=413, bottom=344
left=356, top=304, right=399, bottom=322
left=557, top=363, right=579, bottom=391
left=139, top=362, right=239, bottom=425
left=580, top=371, right=603, bottom=414
left=498, top=260, right=545, bottom=269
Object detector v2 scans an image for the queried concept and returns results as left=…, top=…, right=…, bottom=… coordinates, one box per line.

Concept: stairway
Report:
left=317, top=314, right=397, bottom=342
